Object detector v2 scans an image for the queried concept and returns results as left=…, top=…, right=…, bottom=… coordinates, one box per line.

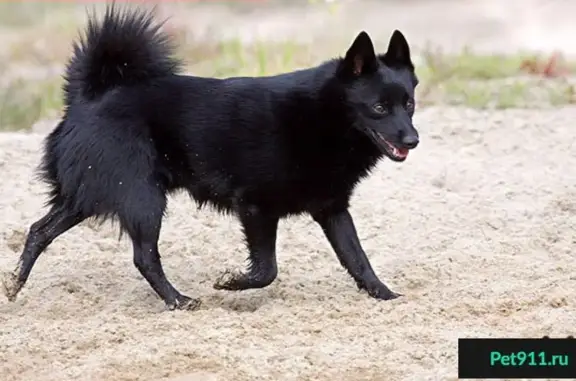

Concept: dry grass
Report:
left=1, top=2, right=575, bottom=131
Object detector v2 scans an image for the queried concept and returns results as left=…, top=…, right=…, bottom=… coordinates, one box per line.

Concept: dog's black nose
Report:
left=401, top=135, right=419, bottom=149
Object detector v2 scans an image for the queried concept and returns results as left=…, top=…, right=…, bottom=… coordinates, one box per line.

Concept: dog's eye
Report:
left=406, top=99, right=415, bottom=110
left=373, top=104, right=387, bottom=114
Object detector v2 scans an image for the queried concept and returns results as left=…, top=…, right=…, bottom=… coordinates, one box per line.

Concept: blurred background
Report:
left=0, top=0, right=575, bottom=133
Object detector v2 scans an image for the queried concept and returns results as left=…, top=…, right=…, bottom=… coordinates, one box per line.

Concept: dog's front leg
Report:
left=213, top=206, right=279, bottom=291
left=312, top=208, right=401, bottom=300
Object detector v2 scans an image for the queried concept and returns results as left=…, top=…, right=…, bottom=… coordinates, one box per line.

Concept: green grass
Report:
left=1, top=7, right=576, bottom=131
left=416, top=48, right=576, bottom=109
left=0, top=78, right=64, bottom=132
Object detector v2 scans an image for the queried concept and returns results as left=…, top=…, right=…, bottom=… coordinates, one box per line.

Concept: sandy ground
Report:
left=1, top=1, right=576, bottom=380
left=0, top=105, right=575, bottom=381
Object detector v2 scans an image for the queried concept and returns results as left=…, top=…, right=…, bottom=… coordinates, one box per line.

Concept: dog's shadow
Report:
left=205, top=289, right=279, bottom=313
left=209, top=294, right=270, bottom=313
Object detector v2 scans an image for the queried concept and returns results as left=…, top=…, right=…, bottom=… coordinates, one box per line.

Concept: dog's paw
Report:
left=364, top=283, right=402, bottom=301
left=166, top=295, right=202, bottom=311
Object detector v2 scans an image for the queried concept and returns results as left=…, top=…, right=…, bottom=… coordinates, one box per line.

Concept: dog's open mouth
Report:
left=368, top=130, right=409, bottom=162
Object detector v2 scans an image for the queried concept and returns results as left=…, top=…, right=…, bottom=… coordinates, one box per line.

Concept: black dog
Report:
left=2, top=4, right=420, bottom=310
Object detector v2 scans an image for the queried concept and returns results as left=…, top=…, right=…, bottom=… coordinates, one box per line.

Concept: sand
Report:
left=0, top=106, right=575, bottom=381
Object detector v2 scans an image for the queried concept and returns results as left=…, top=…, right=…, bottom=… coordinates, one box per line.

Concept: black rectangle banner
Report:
left=458, top=338, right=576, bottom=379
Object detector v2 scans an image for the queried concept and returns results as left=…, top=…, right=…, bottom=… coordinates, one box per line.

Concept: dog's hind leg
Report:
left=213, top=207, right=279, bottom=291
left=2, top=203, right=86, bottom=301
left=119, top=186, right=201, bottom=311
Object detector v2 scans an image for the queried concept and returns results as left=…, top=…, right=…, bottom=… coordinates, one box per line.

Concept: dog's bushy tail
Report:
left=63, top=4, right=181, bottom=105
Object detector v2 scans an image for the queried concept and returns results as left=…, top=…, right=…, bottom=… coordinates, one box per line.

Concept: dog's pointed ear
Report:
left=339, top=31, right=378, bottom=77
left=381, top=30, right=413, bottom=69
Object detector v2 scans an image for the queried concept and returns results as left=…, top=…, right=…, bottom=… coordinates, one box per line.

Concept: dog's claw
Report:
left=364, top=283, right=402, bottom=301
left=386, top=291, right=403, bottom=300
left=166, top=295, right=202, bottom=311
left=373, top=290, right=402, bottom=301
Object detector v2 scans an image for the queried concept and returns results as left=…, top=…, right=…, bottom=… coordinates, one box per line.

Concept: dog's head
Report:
left=337, top=30, right=419, bottom=162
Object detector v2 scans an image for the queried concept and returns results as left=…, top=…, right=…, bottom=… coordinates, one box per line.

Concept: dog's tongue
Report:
left=397, top=148, right=409, bottom=158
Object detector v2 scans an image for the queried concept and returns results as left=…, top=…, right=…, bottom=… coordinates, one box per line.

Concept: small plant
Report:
left=519, top=52, right=573, bottom=78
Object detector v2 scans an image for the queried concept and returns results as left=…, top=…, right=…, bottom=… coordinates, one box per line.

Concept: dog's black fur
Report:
left=2, top=4, right=420, bottom=310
